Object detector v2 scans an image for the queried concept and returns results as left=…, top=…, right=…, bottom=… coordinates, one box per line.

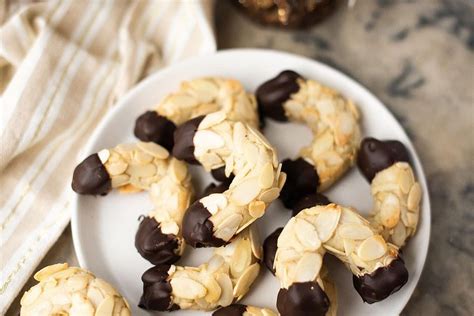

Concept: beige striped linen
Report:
left=0, top=0, right=216, bottom=313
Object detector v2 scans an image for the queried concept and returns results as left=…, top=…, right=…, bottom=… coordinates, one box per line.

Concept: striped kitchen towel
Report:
left=0, top=0, right=216, bottom=313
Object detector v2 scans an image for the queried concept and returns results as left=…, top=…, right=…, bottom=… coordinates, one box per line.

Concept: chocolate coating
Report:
left=292, top=193, right=331, bottom=216
left=139, top=265, right=179, bottom=311
left=134, top=111, right=176, bottom=152
left=357, top=137, right=410, bottom=182
left=256, top=70, right=302, bottom=121
left=353, top=257, right=408, bottom=303
left=280, top=158, right=320, bottom=209
left=182, top=201, right=227, bottom=248
left=71, top=154, right=111, bottom=195
left=211, top=166, right=234, bottom=183
left=198, top=182, right=229, bottom=199
left=172, top=115, right=205, bottom=164
left=277, top=281, right=330, bottom=316
left=135, top=216, right=180, bottom=265
left=263, top=227, right=283, bottom=275
left=213, top=304, right=247, bottom=316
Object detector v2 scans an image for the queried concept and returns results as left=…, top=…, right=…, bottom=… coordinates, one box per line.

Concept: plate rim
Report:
left=71, top=48, right=431, bottom=315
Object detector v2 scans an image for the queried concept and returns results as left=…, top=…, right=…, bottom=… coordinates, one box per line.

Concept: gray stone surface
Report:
left=7, top=0, right=474, bottom=315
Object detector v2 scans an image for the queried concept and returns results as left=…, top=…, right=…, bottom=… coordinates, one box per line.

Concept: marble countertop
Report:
left=7, top=0, right=473, bottom=315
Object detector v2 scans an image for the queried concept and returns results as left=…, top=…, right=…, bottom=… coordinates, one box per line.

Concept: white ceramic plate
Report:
left=72, top=49, right=430, bottom=316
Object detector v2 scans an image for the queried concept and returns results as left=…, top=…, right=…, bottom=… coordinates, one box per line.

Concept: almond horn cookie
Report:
left=261, top=195, right=337, bottom=316
left=20, top=263, right=130, bottom=316
left=357, top=137, right=422, bottom=248
left=134, top=77, right=259, bottom=155
left=274, top=204, right=408, bottom=314
left=72, top=142, right=193, bottom=265
left=173, top=112, right=285, bottom=247
left=256, top=70, right=361, bottom=208
left=139, top=227, right=262, bottom=312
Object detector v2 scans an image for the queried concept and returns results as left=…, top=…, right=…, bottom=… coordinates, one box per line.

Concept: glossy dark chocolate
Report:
left=139, top=265, right=179, bottom=311
left=211, top=166, right=234, bottom=183
left=256, top=70, right=302, bottom=121
left=277, top=281, right=330, bottom=316
left=263, top=227, right=283, bottom=275
left=134, top=111, right=176, bottom=151
left=182, top=201, right=226, bottom=248
left=71, top=153, right=111, bottom=195
left=280, top=158, right=319, bottom=209
left=357, top=137, right=410, bottom=182
left=135, top=216, right=180, bottom=265
left=212, top=304, right=247, bottom=316
left=292, top=193, right=331, bottom=216
left=198, top=182, right=229, bottom=199
left=353, top=257, right=408, bottom=304
left=172, top=115, right=204, bottom=164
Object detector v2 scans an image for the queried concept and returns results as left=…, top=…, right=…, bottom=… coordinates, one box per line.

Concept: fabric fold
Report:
left=0, top=0, right=216, bottom=313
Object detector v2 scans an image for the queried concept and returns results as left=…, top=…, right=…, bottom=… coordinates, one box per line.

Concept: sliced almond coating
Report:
left=48, top=290, right=71, bottom=305
left=339, top=223, right=373, bottom=240
left=118, top=183, right=141, bottom=194
left=106, top=161, right=128, bottom=176
left=350, top=253, right=369, bottom=269
left=214, top=213, right=243, bottom=241
left=250, top=226, right=263, bottom=259
left=203, top=275, right=222, bottom=303
left=398, top=167, right=413, bottom=194
left=247, top=125, right=273, bottom=149
left=243, top=142, right=259, bottom=167
left=391, top=222, right=407, bottom=247
left=216, top=273, right=234, bottom=306
left=194, top=130, right=225, bottom=151
left=137, top=142, right=169, bottom=159
left=170, top=159, right=187, bottom=183
left=380, top=194, right=401, bottom=228
left=208, top=255, right=225, bottom=273
left=278, top=172, right=287, bottom=190
left=111, top=174, right=129, bottom=188
left=171, top=277, right=207, bottom=299
left=407, top=182, right=422, bottom=211
left=233, top=122, right=246, bottom=150
left=70, top=294, right=94, bottom=316
left=249, top=200, right=266, bottom=218
left=168, top=94, right=198, bottom=108
left=94, top=278, right=119, bottom=297
left=233, top=263, right=260, bottom=298
left=161, top=222, right=179, bottom=235
left=315, top=207, right=341, bottom=242
left=357, top=235, right=388, bottom=261
left=120, top=307, right=131, bottom=316
left=294, top=253, right=323, bottom=283
left=87, top=286, right=105, bottom=307
left=406, top=211, right=418, bottom=229
left=276, top=248, right=301, bottom=264
left=66, top=276, right=88, bottom=292
left=134, top=150, right=153, bottom=164
left=231, top=177, right=260, bottom=206
left=34, top=263, right=68, bottom=281
left=258, top=188, right=280, bottom=203
left=95, top=295, right=115, bottom=316
left=201, top=193, right=228, bottom=215
left=231, top=240, right=251, bottom=276
left=126, top=163, right=156, bottom=178
left=20, top=285, right=42, bottom=306
left=199, top=111, right=226, bottom=129
left=258, top=162, right=274, bottom=189
left=295, top=218, right=321, bottom=251
left=98, top=149, right=110, bottom=164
